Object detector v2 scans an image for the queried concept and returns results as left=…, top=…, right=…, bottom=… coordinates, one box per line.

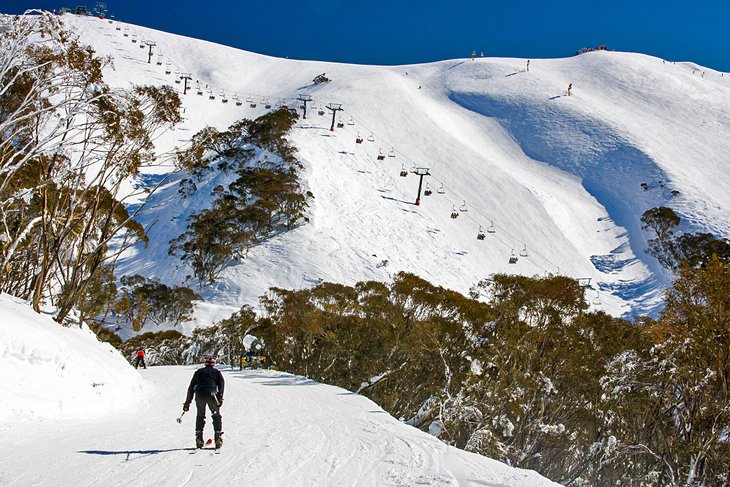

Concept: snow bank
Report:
left=0, top=294, right=146, bottom=421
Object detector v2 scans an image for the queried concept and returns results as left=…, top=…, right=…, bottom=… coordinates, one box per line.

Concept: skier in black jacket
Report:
left=183, top=355, right=225, bottom=449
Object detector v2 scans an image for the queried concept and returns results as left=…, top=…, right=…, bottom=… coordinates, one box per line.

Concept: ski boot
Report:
left=195, top=432, right=204, bottom=449
left=214, top=431, right=223, bottom=449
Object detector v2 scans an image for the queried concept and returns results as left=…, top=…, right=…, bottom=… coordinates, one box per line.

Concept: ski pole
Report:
left=176, top=410, right=186, bottom=423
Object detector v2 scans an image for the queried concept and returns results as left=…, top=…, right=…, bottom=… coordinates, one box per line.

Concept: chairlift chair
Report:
left=131, top=34, right=137, bottom=43
left=377, top=149, right=385, bottom=161
left=221, top=92, right=228, bottom=103
left=116, top=25, right=121, bottom=30
left=123, top=29, right=129, bottom=37
left=519, top=245, right=528, bottom=257
left=477, top=226, right=486, bottom=240
left=367, top=133, right=375, bottom=142
left=174, top=77, right=181, bottom=84
left=388, top=148, right=396, bottom=157
left=424, top=183, right=432, bottom=196
left=508, top=250, right=518, bottom=264
left=355, top=133, right=363, bottom=144
left=592, top=292, right=601, bottom=306
left=347, top=117, right=355, bottom=125
left=459, top=200, right=468, bottom=212
left=399, top=165, right=408, bottom=177
left=318, top=107, right=325, bottom=116
left=209, top=90, right=215, bottom=100
left=486, top=220, right=496, bottom=233
left=156, top=58, right=163, bottom=66
left=450, top=205, right=459, bottom=219
left=336, top=119, right=345, bottom=128
left=264, top=100, right=272, bottom=109
left=197, top=88, right=204, bottom=96
left=246, top=96, right=254, bottom=103
left=139, top=42, right=145, bottom=48
left=436, top=185, right=445, bottom=195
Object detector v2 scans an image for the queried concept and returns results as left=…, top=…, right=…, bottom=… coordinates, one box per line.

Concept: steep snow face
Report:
left=0, top=300, right=557, bottom=487
left=0, top=294, right=145, bottom=421
left=61, top=16, right=730, bottom=321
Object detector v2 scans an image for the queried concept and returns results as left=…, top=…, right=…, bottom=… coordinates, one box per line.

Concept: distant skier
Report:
left=526, top=59, right=530, bottom=72
left=183, top=355, right=225, bottom=449
left=134, top=348, right=146, bottom=369
left=471, top=50, right=476, bottom=61
left=568, top=83, right=572, bottom=96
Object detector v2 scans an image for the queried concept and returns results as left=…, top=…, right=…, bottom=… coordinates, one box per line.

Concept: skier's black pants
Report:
left=134, top=356, right=146, bottom=369
left=195, top=393, right=222, bottom=434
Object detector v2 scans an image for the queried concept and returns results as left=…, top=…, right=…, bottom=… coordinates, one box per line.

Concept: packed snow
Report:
left=56, top=16, right=730, bottom=325
left=0, top=296, right=557, bottom=486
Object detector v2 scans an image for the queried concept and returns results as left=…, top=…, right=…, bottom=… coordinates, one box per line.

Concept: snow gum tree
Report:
left=0, top=12, right=181, bottom=322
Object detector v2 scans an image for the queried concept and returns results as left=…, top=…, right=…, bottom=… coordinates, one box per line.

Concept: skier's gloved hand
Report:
left=217, top=397, right=223, bottom=408
left=183, top=402, right=190, bottom=412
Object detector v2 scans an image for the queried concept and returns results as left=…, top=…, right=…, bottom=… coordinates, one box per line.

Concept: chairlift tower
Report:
left=297, top=94, right=312, bottom=119
left=142, top=40, right=156, bottom=63
left=326, top=103, right=343, bottom=131
left=179, top=73, right=192, bottom=95
left=411, top=167, right=431, bottom=206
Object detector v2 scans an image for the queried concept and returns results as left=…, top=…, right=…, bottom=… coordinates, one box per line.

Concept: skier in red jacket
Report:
left=133, top=348, right=146, bottom=369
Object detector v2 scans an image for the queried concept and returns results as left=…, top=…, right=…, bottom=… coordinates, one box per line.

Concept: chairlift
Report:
left=123, top=29, right=129, bottom=37
left=477, top=226, right=486, bottom=240
left=388, top=148, right=396, bottom=158
left=209, top=92, right=216, bottom=100
left=592, top=292, right=601, bottom=306
left=139, top=42, right=145, bottom=49
left=459, top=200, right=468, bottom=212
left=156, top=58, right=163, bottom=66
left=249, top=101, right=257, bottom=108
left=450, top=205, right=459, bottom=219
left=318, top=107, right=325, bottom=116
left=355, top=133, right=363, bottom=144
left=347, top=117, right=355, bottom=125
left=116, top=25, right=121, bottom=30
left=486, top=220, right=496, bottom=233
left=424, top=183, right=432, bottom=196
left=399, top=165, right=408, bottom=177
left=197, top=89, right=203, bottom=96
left=246, top=96, right=254, bottom=103
left=174, top=77, right=181, bottom=84
left=221, top=92, right=228, bottom=103
left=336, top=119, right=345, bottom=129
left=165, top=68, right=171, bottom=75
left=508, top=250, right=518, bottom=264
left=377, top=149, right=385, bottom=161
left=436, top=184, right=445, bottom=195
left=265, top=102, right=272, bottom=109
left=519, top=245, right=528, bottom=257
left=367, top=133, right=375, bottom=142
left=131, top=34, right=137, bottom=43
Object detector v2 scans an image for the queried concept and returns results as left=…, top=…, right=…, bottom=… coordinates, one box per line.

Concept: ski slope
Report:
left=61, top=15, right=730, bottom=324
left=0, top=296, right=556, bottom=487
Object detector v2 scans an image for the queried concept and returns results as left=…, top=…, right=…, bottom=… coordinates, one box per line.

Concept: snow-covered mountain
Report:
left=64, top=15, right=729, bottom=326
left=0, top=294, right=557, bottom=486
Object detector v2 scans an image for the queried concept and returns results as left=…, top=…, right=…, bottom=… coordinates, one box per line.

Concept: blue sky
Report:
left=4, top=0, right=729, bottom=71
